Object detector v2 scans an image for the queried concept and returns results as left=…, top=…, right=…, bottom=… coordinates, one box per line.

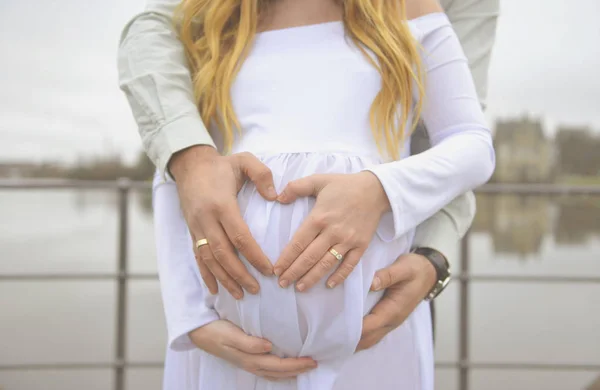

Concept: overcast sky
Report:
left=0, top=0, right=599, bottom=164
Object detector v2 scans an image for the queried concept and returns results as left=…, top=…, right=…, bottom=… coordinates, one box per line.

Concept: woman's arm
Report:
left=273, top=10, right=495, bottom=290
left=410, top=0, right=499, bottom=264
left=358, top=0, right=500, bottom=349
left=153, top=176, right=219, bottom=350
left=154, top=176, right=318, bottom=378
left=365, top=13, right=495, bottom=242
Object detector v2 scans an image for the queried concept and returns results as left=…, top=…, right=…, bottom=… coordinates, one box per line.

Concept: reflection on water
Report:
left=473, top=194, right=600, bottom=256
left=55, top=189, right=600, bottom=258
left=555, top=198, right=600, bottom=245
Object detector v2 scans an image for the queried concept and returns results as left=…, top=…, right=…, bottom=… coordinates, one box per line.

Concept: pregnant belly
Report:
left=211, top=153, right=411, bottom=360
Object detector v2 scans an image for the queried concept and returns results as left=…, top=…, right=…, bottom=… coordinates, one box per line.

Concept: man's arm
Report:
left=117, top=0, right=216, bottom=178
left=411, top=0, right=500, bottom=267
left=442, top=0, right=500, bottom=109
left=119, top=0, right=278, bottom=304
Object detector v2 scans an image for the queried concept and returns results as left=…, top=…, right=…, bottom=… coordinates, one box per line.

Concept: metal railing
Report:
left=1, top=179, right=599, bottom=390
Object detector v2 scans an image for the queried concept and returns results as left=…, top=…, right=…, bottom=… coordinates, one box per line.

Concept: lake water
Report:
left=1, top=189, right=599, bottom=390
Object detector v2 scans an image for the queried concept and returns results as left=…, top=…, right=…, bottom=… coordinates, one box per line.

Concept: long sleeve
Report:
left=410, top=0, right=499, bottom=264
left=153, top=173, right=219, bottom=351
left=117, top=0, right=216, bottom=178
left=366, top=14, right=496, bottom=242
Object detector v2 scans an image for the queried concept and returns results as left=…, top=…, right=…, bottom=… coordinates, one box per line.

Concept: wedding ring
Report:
left=328, top=248, right=343, bottom=262
left=195, top=238, right=209, bottom=249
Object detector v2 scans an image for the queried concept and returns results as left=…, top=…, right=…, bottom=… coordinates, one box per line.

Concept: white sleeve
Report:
left=365, top=14, right=495, bottom=242
left=153, top=173, right=219, bottom=351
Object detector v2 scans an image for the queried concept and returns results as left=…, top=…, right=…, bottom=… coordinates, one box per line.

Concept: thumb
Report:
left=371, top=255, right=414, bottom=291
left=227, top=325, right=273, bottom=354
left=235, top=152, right=277, bottom=201
left=277, top=174, right=330, bottom=204
left=361, top=312, right=388, bottom=337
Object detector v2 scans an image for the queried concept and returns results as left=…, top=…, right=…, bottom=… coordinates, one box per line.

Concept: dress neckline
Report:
left=251, top=13, right=448, bottom=48
left=256, top=20, right=344, bottom=37
left=253, top=20, right=345, bottom=47
left=254, top=12, right=447, bottom=37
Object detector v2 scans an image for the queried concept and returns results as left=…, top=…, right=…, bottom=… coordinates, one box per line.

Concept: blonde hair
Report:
left=177, top=0, right=424, bottom=160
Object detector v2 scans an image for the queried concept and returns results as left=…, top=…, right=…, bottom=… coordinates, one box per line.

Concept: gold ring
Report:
left=195, top=238, right=209, bottom=249
left=328, top=248, right=343, bottom=262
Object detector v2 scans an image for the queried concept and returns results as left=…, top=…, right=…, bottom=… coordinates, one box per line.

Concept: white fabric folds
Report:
left=154, top=12, right=494, bottom=390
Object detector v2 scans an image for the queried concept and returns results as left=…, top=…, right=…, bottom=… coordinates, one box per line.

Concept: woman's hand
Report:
left=170, top=146, right=277, bottom=299
left=189, top=320, right=318, bottom=381
left=273, top=171, right=391, bottom=291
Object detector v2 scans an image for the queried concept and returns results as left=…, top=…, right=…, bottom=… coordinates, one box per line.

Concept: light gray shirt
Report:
left=117, top=0, right=500, bottom=265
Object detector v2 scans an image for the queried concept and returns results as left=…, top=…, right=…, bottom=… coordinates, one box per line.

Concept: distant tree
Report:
left=556, top=127, right=600, bottom=176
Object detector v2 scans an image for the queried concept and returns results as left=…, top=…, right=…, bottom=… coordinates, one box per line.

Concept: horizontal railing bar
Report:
left=0, top=362, right=163, bottom=371
left=455, top=274, right=600, bottom=284
left=476, top=183, right=600, bottom=195
left=0, top=178, right=151, bottom=190
left=2, top=361, right=598, bottom=371
left=1, top=179, right=600, bottom=195
left=2, top=273, right=599, bottom=284
left=0, top=273, right=158, bottom=281
left=435, top=361, right=600, bottom=371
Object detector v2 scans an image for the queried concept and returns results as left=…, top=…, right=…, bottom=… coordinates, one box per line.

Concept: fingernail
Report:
left=267, top=186, right=277, bottom=199
left=279, top=279, right=289, bottom=288
left=234, top=291, right=244, bottom=300
left=249, top=285, right=259, bottom=294
left=296, top=282, right=305, bottom=292
left=273, top=267, right=282, bottom=276
left=327, top=280, right=336, bottom=288
left=263, top=342, right=272, bottom=352
left=371, top=277, right=381, bottom=291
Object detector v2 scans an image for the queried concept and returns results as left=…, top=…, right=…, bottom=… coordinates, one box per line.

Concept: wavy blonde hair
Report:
left=176, top=0, right=424, bottom=160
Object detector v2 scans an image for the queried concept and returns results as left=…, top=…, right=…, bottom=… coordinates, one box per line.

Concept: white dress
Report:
left=153, top=13, right=495, bottom=390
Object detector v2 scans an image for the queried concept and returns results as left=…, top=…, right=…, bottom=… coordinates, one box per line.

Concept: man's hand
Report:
left=190, top=320, right=318, bottom=381
left=169, top=146, right=277, bottom=299
left=356, top=252, right=437, bottom=351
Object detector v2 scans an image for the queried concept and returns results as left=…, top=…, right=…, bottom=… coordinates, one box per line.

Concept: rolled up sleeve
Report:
left=117, top=0, right=216, bottom=179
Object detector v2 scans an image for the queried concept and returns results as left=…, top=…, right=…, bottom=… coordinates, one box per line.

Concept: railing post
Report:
left=115, top=178, right=130, bottom=390
left=459, top=229, right=471, bottom=390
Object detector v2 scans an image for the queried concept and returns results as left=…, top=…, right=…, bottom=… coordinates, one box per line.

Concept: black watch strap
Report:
left=412, top=247, right=451, bottom=300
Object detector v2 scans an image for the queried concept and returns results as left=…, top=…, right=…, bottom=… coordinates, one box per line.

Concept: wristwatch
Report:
left=412, top=247, right=451, bottom=301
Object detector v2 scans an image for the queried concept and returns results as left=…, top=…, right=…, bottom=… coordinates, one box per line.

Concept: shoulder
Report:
left=405, top=0, right=444, bottom=20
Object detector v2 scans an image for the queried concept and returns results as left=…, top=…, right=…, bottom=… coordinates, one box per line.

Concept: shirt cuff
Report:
left=412, top=192, right=476, bottom=269
left=412, top=211, right=460, bottom=268
left=168, top=311, right=220, bottom=352
left=148, top=114, right=217, bottom=181
left=363, top=166, right=406, bottom=242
